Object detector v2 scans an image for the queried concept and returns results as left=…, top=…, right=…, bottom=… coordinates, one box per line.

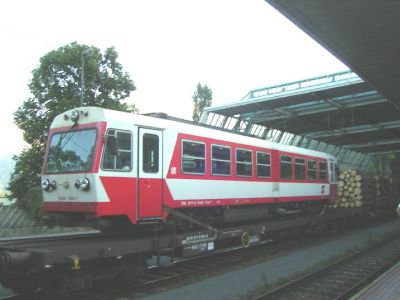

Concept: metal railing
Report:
left=0, top=205, right=39, bottom=229
left=242, top=70, right=360, bottom=101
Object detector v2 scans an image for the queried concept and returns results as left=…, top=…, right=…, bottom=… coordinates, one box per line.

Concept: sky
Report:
left=0, top=0, right=348, bottom=159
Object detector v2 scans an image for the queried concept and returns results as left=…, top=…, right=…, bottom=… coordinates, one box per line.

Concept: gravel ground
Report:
left=140, top=219, right=400, bottom=300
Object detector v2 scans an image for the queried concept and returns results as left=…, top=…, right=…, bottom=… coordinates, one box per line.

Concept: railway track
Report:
left=61, top=222, right=396, bottom=299
left=0, top=217, right=396, bottom=299
left=251, top=234, right=400, bottom=300
left=69, top=240, right=279, bottom=300
left=0, top=230, right=277, bottom=300
left=0, top=234, right=307, bottom=300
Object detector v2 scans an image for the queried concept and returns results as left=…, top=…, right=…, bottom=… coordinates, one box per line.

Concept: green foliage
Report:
left=8, top=145, right=44, bottom=219
left=9, top=42, right=137, bottom=218
left=192, top=83, right=212, bottom=122
left=20, top=186, right=43, bottom=220
left=14, top=42, right=136, bottom=146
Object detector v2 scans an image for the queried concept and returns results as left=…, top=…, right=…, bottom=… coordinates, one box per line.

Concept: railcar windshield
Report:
left=45, top=129, right=97, bottom=173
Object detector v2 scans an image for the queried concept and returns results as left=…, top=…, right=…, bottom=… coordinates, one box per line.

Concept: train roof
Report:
left=52, top=107, right=337, bottom=161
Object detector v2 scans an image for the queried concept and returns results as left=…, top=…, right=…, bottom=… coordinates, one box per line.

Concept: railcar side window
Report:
left=143, top=134, right=159, bottom=173
left=330, top=162, right=335, bottom=181
left=256, top=152, right=271, bottom=178
left=236, top=149, right=252, bottom=176
left=102, top=130, right=132, bottom=171
left=280, top=155, right=292, bottom=179
left=319, top=161, right=327, bottom=180
left=335, top=163, right=340, bottom=182
left=307, top=160, right=317, bottom=180
left=294, top=158, right=305, bottom=179
left=182, top=140, right=206, bottom=174
left=330, top=162, right=339, bottom=182
left=211, top=145, right=231, bottom=176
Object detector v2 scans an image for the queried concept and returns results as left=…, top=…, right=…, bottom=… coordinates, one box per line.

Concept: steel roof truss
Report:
left=306, top=120, right=400, bottom=138
left=346, top=139, right=400, bottom=149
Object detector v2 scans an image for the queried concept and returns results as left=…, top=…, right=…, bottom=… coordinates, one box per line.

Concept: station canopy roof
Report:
left=200, top=1, right=400, bottom=171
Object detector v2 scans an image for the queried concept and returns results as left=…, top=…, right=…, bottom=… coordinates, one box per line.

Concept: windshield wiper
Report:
left=57, top=123, right=78, bottom=150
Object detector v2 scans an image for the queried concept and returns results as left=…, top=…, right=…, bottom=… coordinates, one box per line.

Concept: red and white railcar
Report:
left=41, top=107, right=339, bottom=228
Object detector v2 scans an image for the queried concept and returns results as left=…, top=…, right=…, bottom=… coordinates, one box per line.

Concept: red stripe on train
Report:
left=164, top=195, right=330, bottom=208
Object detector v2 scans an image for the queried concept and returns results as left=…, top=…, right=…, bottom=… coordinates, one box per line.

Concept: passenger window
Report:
left=307, top=160, right=317, bottom=180
left=102, top=129, right=132, bottom=171
left=143, top=134, right=159, bottom=173
left=295, top=158, right=305, bottom=179
left=280, top=156, right=292, bottom=179
left=319, top=161, right=327, bottom=180
left=335, top=164, right=339, bottom=182
left=182, top=140, right=206, bottom=174
left=211, top=145, right=231, bottom=176
left=257, top=152, right=271, bottom=178
left=236, top=149, right=252, bottom=177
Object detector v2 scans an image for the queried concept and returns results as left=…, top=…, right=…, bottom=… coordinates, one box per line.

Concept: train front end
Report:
left=41, top=107, right=130, bottom=228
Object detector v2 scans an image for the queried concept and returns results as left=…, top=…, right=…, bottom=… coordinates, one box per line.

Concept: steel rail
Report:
left=73, top=221, right=389, bottom=300
left=251, top=233, right=400, bottom=300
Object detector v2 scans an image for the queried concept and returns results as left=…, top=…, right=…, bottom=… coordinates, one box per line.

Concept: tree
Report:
left=9, top=42, right=136, bottom=218
left=192, top=83, right=212, bottom=122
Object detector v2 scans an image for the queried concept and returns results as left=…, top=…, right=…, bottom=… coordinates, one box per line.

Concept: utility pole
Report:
left=80, top=49, right=92, bottom=107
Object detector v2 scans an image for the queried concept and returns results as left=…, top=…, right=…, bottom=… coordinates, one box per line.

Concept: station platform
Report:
left=353, top=259, right=400, bottom=299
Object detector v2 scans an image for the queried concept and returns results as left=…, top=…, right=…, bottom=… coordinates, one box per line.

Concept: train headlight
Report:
left=75, top=178, right=90, bottom=191
left=70, top=110, right=80, bottom=123
left=41, top=179, right=57, bottom=191
left=50, top=180, right=57, bottom=190
left=41, top=179, right=50, bottom=191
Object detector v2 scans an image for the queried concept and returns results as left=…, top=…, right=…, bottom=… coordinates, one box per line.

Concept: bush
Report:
left=17, top=186, right=43, bottom=221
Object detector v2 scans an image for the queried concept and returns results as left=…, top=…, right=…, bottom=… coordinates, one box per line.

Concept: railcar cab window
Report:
left=211, top=145, right=231, bottom=176
left=294, top=158, right=305, bottom=179
left=236, top=149, right=252, bottom=176
left=45, top=129, right=97, bottom=173
left=102, top=129, right=132, bottom=171
left=280, top=155, right=292, bottom=179
left=181, top=140, right=205, bottom=174
left=256, top=152, right=271, bottom=178
left=319, top=161, right=327, bottom=180
left=307, top=160, right=317, bottom=180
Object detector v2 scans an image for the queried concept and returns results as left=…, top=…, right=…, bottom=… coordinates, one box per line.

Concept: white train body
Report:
left=41, top=107, right=339, bottom=225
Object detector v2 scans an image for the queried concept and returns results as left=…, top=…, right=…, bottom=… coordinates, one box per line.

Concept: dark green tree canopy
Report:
left=15, top=42, right=136, bottom=147
left=192, top=83, right=212, bottom=122
left=10, top=42, right=137, bottom=217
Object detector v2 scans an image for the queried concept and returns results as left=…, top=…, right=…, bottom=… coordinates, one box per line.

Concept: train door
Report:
left=138, top=128, right=163, bottom=219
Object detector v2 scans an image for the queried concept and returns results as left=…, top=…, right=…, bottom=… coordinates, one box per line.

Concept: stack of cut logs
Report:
left=336, top=169, right=363, bottom=208
left=332, top=169, right=400, bottom=212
